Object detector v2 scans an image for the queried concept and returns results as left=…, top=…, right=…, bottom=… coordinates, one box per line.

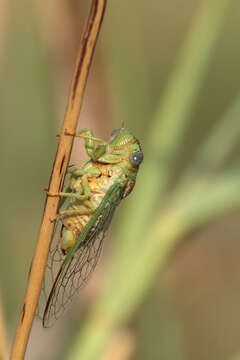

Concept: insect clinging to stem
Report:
left=39, top=123, right=143, bottom=327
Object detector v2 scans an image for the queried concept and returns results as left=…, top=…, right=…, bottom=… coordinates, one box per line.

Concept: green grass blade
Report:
left=183, top=93, right=240, bottom=180
left=111, top=0, right=231, bottom=273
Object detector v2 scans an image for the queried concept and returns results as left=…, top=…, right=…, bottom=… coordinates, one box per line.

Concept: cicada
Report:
left=38, top=126, right=143, bottom=327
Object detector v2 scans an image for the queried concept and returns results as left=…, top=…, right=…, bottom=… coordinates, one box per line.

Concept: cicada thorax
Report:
left=59, top=162, right=127, bottom=254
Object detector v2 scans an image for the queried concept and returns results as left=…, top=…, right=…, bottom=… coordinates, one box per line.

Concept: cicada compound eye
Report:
left=130, top=151, right=143, bottom=166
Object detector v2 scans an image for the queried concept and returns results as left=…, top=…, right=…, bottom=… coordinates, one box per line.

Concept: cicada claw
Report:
left=64, top=129, right=75, bottom=137
left=47, top=192, right=60, bottom=197
left=49, top=214, right=59, bottom=223
left=64, top=129, right=86, bottom=139
left=44, top=188, right=60, bottom=197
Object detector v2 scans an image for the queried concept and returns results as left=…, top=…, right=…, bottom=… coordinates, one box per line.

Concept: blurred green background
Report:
left=1, top=0, right=240, bottom=359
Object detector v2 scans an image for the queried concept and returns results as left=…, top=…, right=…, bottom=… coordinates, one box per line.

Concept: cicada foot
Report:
left=64, top=129, right=75, bottom=137
left=47, top=192, right=61, bottom=197
left=44, top=188, right=61, bottom=197
left=49, top=213, right=61, bottom=223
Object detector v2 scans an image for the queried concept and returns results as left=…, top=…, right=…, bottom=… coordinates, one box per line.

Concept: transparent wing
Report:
left=39, top=182, right=124, bottom=328
left=36, top=169, right=74, bottom=320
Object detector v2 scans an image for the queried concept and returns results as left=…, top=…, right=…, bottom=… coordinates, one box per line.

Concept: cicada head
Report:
left=107, top=126, right=143, bottom=170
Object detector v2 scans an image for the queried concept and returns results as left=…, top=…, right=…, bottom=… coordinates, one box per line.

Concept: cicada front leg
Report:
left=65, top=128, right=107, bottom=161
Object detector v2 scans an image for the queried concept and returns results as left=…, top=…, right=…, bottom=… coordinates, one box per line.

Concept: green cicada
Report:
left=39, top=126, right=143, bottom=327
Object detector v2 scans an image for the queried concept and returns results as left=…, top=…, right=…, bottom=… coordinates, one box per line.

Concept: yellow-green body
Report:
left=57, top=127, right=143, bottom=253
left=42, top=127, right=143, bottom=327
left=61, top=162, right=129, bottom=251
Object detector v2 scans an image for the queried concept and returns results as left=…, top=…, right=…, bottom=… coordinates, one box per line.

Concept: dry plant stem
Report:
left=0, top=295, right=8, bottom=360
left=10, top=0, right=107, bottom=359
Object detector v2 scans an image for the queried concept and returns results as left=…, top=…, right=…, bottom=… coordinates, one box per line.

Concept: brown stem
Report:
left=10, top=0, right=107, bottom=359
left=0, top=295, right=8, bottom=360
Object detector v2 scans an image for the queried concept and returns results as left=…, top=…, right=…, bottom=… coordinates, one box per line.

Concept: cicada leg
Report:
left=50, top=207, right=94, bottom=222
left=59, top=208, right=94, bottom=217
left=46, top=174, right=91, bottom=200
left=67, top=166, right=100, bottom=177
left=65, top=128, right=107, bottom=162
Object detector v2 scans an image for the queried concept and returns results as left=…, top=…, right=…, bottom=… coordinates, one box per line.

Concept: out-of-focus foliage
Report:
left=1, top=0, right=240, bottom=359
